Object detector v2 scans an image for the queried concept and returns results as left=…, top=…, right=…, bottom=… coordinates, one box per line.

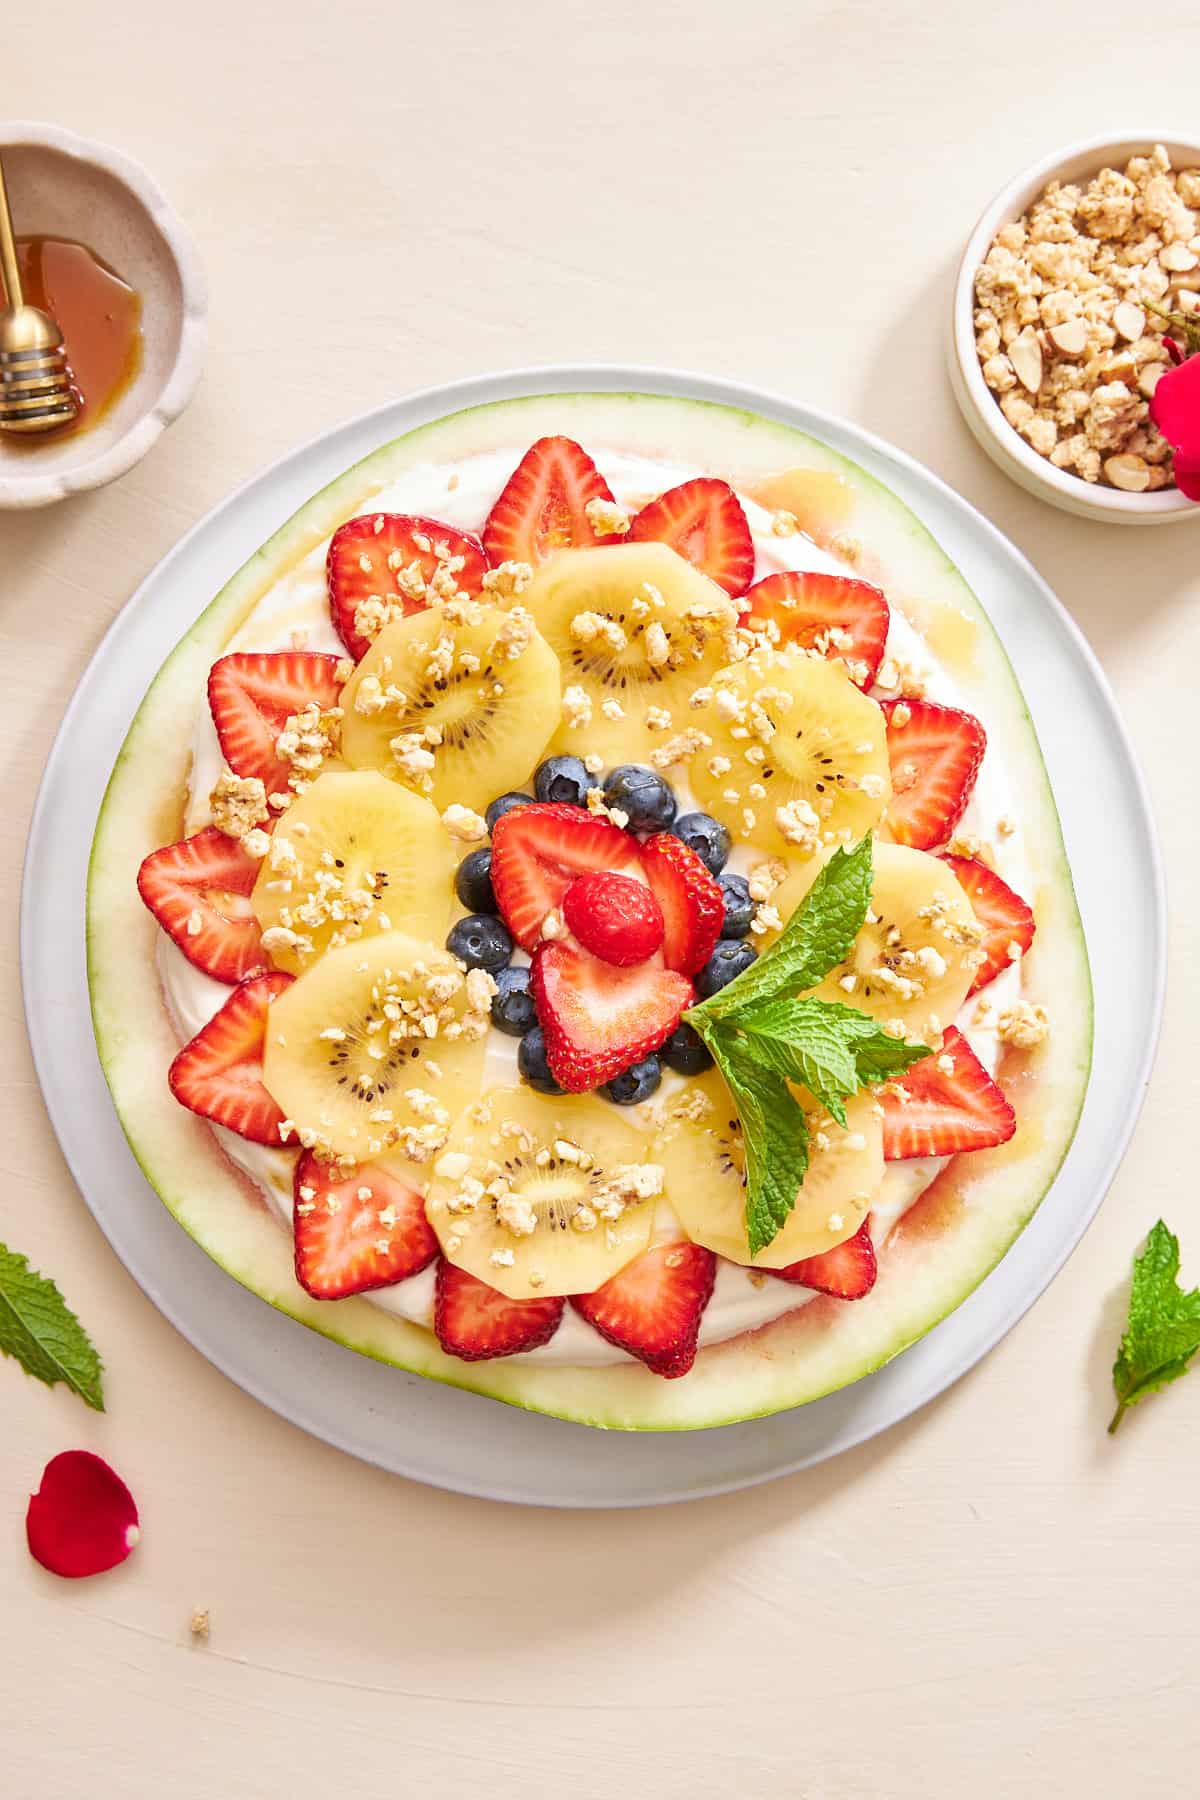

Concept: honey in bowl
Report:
left=0, top=237, right=143, bottom=443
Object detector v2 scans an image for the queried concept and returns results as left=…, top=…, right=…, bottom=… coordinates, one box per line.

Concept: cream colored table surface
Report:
left=3, top=4, right=1198, bottom=1796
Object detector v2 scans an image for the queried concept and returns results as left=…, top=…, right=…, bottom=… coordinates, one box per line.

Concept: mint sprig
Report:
left=1110, top=1221, right=1200, bottom=1434
left=693, top=838, right=875, bottom=1025
left=685, top=838, right=931, bottom=1256
left=0, top=1242, right=105, bottom=1411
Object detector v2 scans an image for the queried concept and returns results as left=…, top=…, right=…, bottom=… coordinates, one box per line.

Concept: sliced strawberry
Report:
left=881, top=1025, right=1016, bottom=1160
left=168, top=971, right=292, bottom=1144
left=490, top=802, right=643, bottom=951
left=326, top=512, right=488, bottom=662
left=531, top=941, right=693, bottom=1091
left=882, top=698, right=986, bottom=849
left=638, top=833, right=724, bottom=976
left=572, top=1240, right=716, bottom=1378
left=562, top=869, right=664, bottom=966
left=137, top=827, right=266, bottom=984
left=744, top=570, right=889, bottom=689
left=482, top=436, right=615, bottom=566
left=628, top=478, right=755, bottom=598
left=208, top=651, right=344, bottom=796
left=771, top=1219, right=877, bottom=1298
left=293, top=1151, right=438, bottom=1299
left=434, top=1261, right=564, bottom=1362
left=941, top=854, right=1036, bottom=994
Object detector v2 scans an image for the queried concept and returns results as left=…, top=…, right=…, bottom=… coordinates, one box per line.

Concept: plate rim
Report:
left=21, top=363, right=1166, bottom=1506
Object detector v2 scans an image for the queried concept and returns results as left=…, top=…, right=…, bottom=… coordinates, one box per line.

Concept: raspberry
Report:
left=562, top=870, right=664, bottom=966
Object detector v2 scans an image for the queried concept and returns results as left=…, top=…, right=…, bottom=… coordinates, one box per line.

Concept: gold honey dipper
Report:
left=0, top=152, right=79, bottom=434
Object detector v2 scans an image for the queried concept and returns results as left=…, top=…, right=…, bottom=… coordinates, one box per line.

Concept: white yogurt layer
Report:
left=162, top=447, right=1026, bottom=1368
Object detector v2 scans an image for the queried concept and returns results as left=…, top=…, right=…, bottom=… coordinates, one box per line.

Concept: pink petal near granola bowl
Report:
left=949, top=132, right=1200, bottom=524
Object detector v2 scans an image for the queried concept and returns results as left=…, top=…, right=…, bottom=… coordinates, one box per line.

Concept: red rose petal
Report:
left=26, top=1451, right=140, bottom=1579
left=1150, top=354, right=1200, bottom=459
left=1173, top=451, right=1200, bottom=501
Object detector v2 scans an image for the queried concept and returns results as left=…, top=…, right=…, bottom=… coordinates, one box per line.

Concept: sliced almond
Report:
left=1138, top=363, right=1166, bottom=399
left=1177, top=289, right=1200, bottom=316
left=1009, top=326, right=1043, bottom=394
left=1047, top=318, right=1088, bottom=357
left=1113, top=301, right=1146, bottom=342
left=1104, top=453, right=1151, bottom=493
left=1160, top=242, right=1199, bottom=272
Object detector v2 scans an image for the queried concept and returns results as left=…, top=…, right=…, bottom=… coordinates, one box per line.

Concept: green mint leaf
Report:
left=723, top=998, right=933, bottom=1127
left=1110, top=1221, right=1200, bottom=1434
left=710, top=1030, right=811, bottom=1257
left=0, top=1243, right=105, bottom=1411
left=687, top=836, right=873, bottom=1026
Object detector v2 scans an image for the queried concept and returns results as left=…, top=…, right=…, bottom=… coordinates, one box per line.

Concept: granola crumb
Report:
left=209, top=771, right=269, bottom=839
left=584, top=496, right=631, bottom=537
left=190, top=1609, right=210, bottom=1641
left=441, top=803, right=488, bottom=843
left=997, top=999, right=1049, bottom=1049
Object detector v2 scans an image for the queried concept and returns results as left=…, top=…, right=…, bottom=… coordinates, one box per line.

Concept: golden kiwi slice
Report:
left=424, top=1085, right=658, bottom=1300
left=654, top=1070, right=884, bottom=1268
left=251, top=770, right=456, bottom=974
left=523, top=542, right=741, bottom=765
left=688, top=646, right=890, bottom=856
left=262, top=931, right=489, bottom=1163
left=339, top=603, right=561, bottom=814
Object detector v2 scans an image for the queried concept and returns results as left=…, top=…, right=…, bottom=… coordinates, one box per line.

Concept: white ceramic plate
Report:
left=21, top=366, right=1164, bottom=1508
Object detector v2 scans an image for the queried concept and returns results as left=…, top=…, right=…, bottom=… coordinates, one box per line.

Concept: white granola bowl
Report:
left=949, top=131, right=1200, bottom=525
left=0, top=121, right=207, bottom=511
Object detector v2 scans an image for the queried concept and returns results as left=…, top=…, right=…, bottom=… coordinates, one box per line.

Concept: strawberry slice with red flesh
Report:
left=293, top=1151, right=438, bottom=1299
left=881, top=1026, right=1016, bottom=1160
left=137, top=827, right=267, bottom=984
left=490, top=802, right=643, bottom=951
left=532, top=942, right=693, bottom=1092
left=628, top=477, right=755, bottom=599
left=482, top=436, right=616, bottom=566
left=638, top=832, right=724, bottom=975
left=168, top=971, right=292, bottom=1145
left=572, top=1240, right=717, bottom=1378
left=941, top=854, right=1036, bottom=994
left=208, top=651, right=345, bottom=796
left=771, top=1219, right=877, bottom=1298
left=327, top=512, right=488, bottom=662
left=744, top=570, right=889, bottom=690
left=434, top=1261, right=564, bottom=1362
left=882, top=699, right=986, bottom=850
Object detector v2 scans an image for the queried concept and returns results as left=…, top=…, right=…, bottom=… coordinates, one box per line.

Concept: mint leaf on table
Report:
left=714, top=1032, right=811, bottom=1257
left=688, top=836, right=874, bottom=1026
left=1110, top=1221, right=1200, bottom=1434
left=0, top=1243, right=104, bottom=1412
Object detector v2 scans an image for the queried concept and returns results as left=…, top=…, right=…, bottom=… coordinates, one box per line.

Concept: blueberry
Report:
left=672, top=811, right=731, bottom=876
left=661, top=1023, right=714, bottom=1077
left=695, top=939, right=758, bottom=998
left=602, top=764, right=677, bottom=833
left=604, top=1055, right=662, bottom=1106
left=454, top=848, right=497, bottom=914
left=485, top=790, right=534, bottom=832
left=519, top=1026, right=563, bottom=1094
left=446, top=912, right=512, bottom=973
left=717, top=871, right=754, bottom=939
left=533, top=755, right=590, bottom=807
left=491, top=965, right=537, bottom=1037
